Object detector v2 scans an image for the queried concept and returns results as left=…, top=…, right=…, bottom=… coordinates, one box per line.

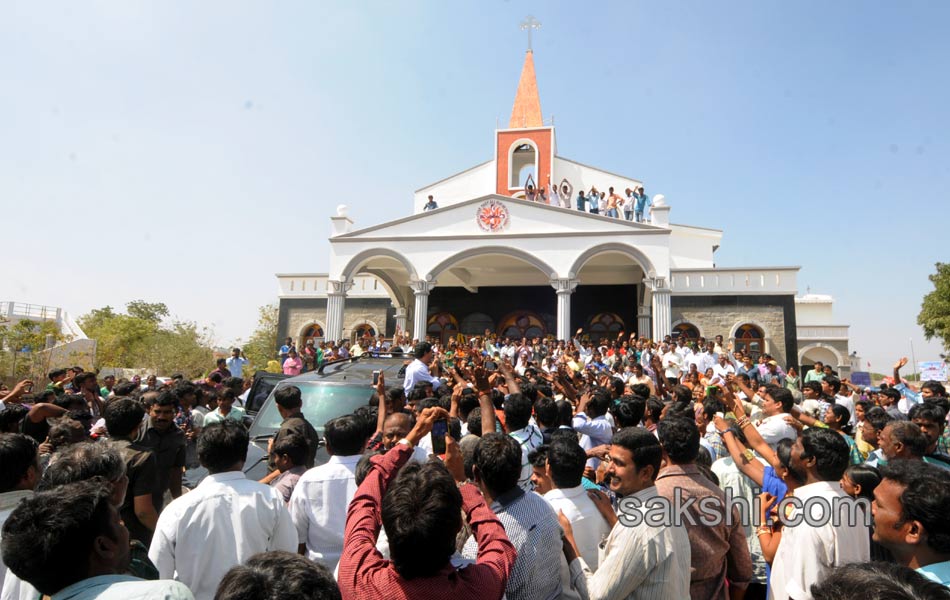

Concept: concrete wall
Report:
left=414, top=161, right=495, bottom=213
left=670, top=295, right=798, bottom=368
left=551, top=157, right=642, bottom=203
left=278, top=298, right=394, bottom=345
left=667, top=226, right=721, bottom=269
left=795, top=301, right=834, bottom=326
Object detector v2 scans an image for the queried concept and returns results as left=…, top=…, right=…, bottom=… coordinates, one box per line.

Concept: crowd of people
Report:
left=420, top=173, right=653, bottom=223
left=1, top=329, right=949, bottom=600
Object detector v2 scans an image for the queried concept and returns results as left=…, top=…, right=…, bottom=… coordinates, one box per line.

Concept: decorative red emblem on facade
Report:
left=476, top=199, right=510, bottom=232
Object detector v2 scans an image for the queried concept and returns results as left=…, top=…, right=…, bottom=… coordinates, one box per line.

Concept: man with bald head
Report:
left=382, top=413, right=412, bottom=449
left=381, top=413, right=429, bottom=463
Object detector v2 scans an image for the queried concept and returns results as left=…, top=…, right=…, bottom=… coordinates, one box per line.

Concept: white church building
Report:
left=275, top=49, right=852, bottom=373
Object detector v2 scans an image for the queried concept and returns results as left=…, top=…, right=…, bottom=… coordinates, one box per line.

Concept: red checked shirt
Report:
left=337, top=443, right=517, bottom=600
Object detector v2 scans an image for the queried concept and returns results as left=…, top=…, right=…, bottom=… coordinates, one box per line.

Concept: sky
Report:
left=2, top=1, right=948, bottom=373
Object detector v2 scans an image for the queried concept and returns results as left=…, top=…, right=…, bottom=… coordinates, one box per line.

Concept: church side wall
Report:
left=670, top=295, right=798, bottom=368
left=278, top=298, right=394, bottom=346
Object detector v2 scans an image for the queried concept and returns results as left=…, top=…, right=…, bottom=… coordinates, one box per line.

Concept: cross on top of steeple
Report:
left=520, top=16, right=541, bottom=52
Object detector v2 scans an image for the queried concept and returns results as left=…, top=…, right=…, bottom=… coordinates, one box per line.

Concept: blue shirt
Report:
left=576, top=194, right=586, bottom=210
left=762, top=465, right=788, bottom=502
left=894, top=382, right=922, bottom=407
left=918, top=559, right=950, bottom=587
left=635, top=193, right=650, bottom=211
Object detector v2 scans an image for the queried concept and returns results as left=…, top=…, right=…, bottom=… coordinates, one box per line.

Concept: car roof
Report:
left=278, top=353, right=409, bottom=385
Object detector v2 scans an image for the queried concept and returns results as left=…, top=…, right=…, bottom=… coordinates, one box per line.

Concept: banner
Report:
left=919, top=361, right=949, bottom=382
left=850, top=371, right=872, bottom=387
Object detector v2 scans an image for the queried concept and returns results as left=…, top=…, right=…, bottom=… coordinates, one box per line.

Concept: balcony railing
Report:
left=669, top=268, right=798, bottom=295
left=1, top=302, right=61, bottom=321
left=797, top=325, right=849, bottom=340
left=276, top=274, right=391, bottom=298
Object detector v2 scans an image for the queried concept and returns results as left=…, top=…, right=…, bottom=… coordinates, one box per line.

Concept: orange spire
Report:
left=508, top=50, right=543, bottom=129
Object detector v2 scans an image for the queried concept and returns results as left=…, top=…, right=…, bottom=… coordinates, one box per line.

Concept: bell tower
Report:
left=496, top=21, right=554, bottom=198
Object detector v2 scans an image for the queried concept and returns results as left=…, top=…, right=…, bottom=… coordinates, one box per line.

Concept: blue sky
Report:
left=2, top=1, right=947, bottom=373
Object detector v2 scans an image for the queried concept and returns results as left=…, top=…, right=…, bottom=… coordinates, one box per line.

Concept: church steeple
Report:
left=508, top=50, right=543, bottom=129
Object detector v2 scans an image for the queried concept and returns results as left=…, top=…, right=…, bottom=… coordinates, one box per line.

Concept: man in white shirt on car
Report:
left=402, top=342, right=441, bottom=397
left=542, top=439, right=611, bottom=571
left=289, top=414, right=366, bottom=571
left=149, top=420, right=296, bottom=600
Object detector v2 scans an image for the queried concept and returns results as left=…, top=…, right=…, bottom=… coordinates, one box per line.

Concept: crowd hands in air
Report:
left=1, top=330, right=949, bottom=600
left=421, top=173, right=654, bottom=223
left=520, top=174, right=653, bottom=222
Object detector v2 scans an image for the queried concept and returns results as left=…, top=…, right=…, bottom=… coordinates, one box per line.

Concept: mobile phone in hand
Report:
left=372, top=370, right=380, bottom=385
left=431, top=419, right=448, bottom=455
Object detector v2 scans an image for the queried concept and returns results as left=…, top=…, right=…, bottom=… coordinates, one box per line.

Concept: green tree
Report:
left=242, top=304, right=279, bottom=372
left=126, top=301, right=170, bottom=323
left=918, top=262, right=950, bottom=353
left=0, top=320, right=64, bottom=379
left=78, top=308, right=159, bottom=369
left=77, top=301, right=213, bottom=378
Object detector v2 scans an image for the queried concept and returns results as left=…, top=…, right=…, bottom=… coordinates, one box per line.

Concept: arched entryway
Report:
left=497, top=311, right=547, bottom=340
left=427, top=312, right=459, bottom=346
left=733, top=323, right=766, bottom=360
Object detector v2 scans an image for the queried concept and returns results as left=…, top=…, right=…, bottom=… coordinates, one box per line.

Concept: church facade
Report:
left=275, top=50, right=851, bottom=373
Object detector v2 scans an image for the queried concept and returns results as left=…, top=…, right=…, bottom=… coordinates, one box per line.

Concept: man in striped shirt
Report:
left=560, top=427, right=691, bottom=600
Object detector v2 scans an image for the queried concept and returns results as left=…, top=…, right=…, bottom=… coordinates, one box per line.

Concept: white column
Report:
left=637, top=307, right=652, bottom=340
left=637, top=281, right=653, bottom=339
left=410, top=280, right=433, bottom=342
left=324, top=280, right=352, bottom=343
left=551, top=278, right=579, bottom=340
left=394, top=306, right=408, bottom=337
left=651, top=279, right=672, bottom=341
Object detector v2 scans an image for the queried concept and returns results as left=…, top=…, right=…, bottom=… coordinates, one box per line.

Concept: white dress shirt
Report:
left=288, top=454, right=361, bottom=570
left=572, top=413, right=614, bottom=469
left=711, top=362, right=735, bottom=385
left=568, top=485, right=691, bottom=600
left=768, top=481, right=870, bottom=600
left=662, top=351, right=682, bottom=380
left=402, top=358, right=441, bottom=395
left=755, top=413, right=798, bottom=449
left=696, top=351, right=718, bottom=374
left=544, top=486, right=611, bottom=570
left=148, top=471, right=296, bottom=600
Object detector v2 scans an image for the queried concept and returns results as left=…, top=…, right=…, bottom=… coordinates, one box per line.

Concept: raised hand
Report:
left=443, top=435, right=466, bottom=482
left=406, top=407, right=450, bottom=447
left=474, top=366, right=491, bottom=394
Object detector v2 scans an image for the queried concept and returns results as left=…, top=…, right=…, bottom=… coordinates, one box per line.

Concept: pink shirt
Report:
left=283, top=356, right=303, bottom=376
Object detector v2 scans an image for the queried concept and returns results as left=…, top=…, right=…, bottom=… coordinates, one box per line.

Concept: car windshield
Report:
left=249, top=381, right=372, bottom=437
